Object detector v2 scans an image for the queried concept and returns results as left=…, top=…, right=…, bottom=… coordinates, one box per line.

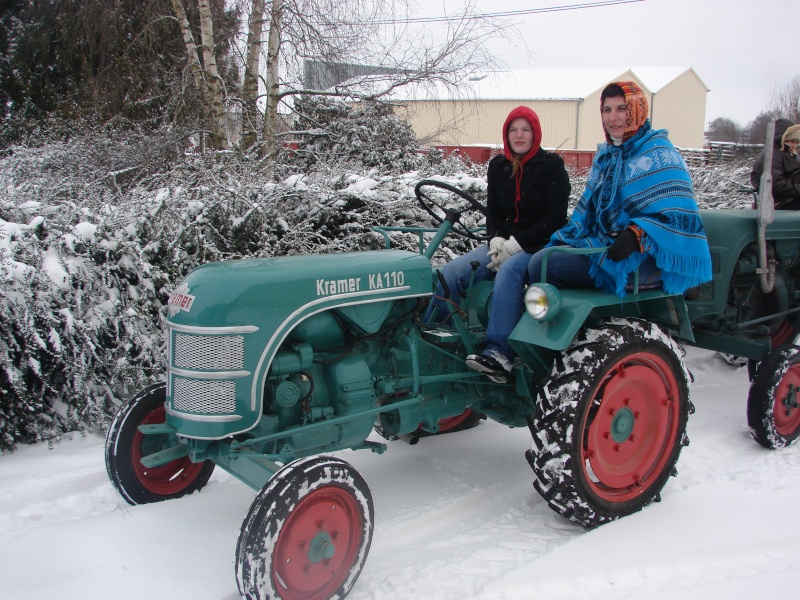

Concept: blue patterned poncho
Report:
left=549, top=120, right=712, bottom=297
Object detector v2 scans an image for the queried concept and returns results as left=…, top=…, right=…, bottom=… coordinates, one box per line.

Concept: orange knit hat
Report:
left=601, top=81, right=649, bottom=143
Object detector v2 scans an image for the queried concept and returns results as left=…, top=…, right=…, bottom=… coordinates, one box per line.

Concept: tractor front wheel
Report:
left=527, top=318, right=692, bottom=527
left=236, top=456, right=374, bottom=600
left=747, top=343, right=800, bottom=448
left=105, top=383, right=215, bottom=505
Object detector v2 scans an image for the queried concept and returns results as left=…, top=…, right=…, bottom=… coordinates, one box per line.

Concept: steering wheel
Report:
left=414, top=179, right=491, bottom=241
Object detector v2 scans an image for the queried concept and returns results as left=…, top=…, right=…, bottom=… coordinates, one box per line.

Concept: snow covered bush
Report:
left=0, top=120, right=759, bottom=451
left=289, top=96, right=423, bottom=173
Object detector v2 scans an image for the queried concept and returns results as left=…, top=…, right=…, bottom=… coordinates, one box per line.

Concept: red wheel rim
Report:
left=581, top=352, right=681, bottom=502
left=772, top=322, right=797, bottom=347
left=773, top=363, right=800, bottom=436
left=272, top=486, right=363, bottom=600
left=437, top=409, right=474, bottom=432
left=131, top=405, right=208, bottom=495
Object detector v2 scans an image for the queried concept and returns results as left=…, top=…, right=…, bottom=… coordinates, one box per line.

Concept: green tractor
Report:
left=105, top=127, right=800, bottom=600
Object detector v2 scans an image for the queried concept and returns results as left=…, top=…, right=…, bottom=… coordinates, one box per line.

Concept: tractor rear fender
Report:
left=509, top=288, right=693, bottom=379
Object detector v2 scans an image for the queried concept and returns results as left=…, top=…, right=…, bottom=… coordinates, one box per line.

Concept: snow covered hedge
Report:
left=0, top=122, right=754, bottom=451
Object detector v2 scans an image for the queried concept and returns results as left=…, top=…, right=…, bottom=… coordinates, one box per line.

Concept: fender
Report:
left=509, top=287, right=693, bottom=378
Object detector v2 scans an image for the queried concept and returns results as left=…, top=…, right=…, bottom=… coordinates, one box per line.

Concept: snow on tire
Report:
left=527, top=318, right=692, bottom=528
left=747, top=343, right=800, bottom=449
left=236, top=455, right=374, bottom=600
left=105, top=383, right=215, bottom=505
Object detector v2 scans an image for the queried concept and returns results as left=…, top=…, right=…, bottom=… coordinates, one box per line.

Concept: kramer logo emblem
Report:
left=316, top=271, right=406, bottom=297
left=168, top=282, right=195, bottom=316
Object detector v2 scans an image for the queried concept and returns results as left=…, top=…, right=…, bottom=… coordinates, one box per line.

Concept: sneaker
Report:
left=466, top=350, right=513, bottom=383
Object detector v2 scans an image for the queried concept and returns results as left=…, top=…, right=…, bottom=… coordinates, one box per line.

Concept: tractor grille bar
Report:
left=172, top=378, right=237, bottom=414
left=173, top=333, right=245, bottom=370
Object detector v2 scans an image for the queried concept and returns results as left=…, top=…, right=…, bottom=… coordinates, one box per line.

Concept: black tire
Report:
left=105, top=383, right=215, bottom=505
left=747, top=343, right=800, bottom=449
left=236, top=456, right=374, bottom=600
left=746, top=321, right=800, bottom=381
left=527, top=318, right=692, bottom=527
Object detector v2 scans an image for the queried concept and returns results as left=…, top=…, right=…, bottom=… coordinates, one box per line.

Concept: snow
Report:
left=73, top=221, right=98, bottom=242
left=2, top=347, right=799, bottom=600
left=43, top=247, right=69, bottom=288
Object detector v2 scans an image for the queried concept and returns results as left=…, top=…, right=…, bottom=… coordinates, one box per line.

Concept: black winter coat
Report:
left=750, top=119, right=800, bottom=209
left=485, top=148, right=570, bottom=253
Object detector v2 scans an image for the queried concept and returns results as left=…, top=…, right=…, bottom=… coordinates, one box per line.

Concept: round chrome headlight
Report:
left=524, top=284, right=562, bottom=321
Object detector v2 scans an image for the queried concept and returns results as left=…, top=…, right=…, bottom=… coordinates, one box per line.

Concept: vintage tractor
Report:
left=105, top=125, right=800, bottom=600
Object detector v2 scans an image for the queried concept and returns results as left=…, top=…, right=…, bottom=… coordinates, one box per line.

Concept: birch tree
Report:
left=241, top=0, right=266, bottom=149
left=256, top=0, right=512, bottom=157
left=171, top=0, right=512, bottom=153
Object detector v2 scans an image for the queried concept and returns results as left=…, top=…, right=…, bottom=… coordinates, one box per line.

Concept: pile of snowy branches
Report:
left=0, top=116, right=755, bottom=451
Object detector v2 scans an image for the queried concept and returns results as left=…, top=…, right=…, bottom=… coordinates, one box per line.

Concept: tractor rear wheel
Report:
left=105, top=383, right=215, bottom=505
left=527, top=318, right=692, bottom=527
left=236, top=456, right=374, bottom=600
left=747, top=343, right=800, bottom=448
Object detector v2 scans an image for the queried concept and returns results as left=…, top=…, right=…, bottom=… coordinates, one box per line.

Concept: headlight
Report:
left=524, top=284, right=562, bottom=321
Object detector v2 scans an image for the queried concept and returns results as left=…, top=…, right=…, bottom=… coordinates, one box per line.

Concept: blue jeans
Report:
left=424, top=245, right=496, bottom=323
left=483, top=251, right=534, bottom=359
left=425, top=246, right=533, bottom=359
left=527, top=249, right=661, bottom=287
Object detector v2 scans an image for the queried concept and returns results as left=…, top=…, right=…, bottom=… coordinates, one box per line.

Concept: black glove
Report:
left=607, top=228, right=639, bottom=261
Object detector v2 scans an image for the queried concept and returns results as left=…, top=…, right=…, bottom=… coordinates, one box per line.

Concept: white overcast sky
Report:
left=416, top=0, right=799, bottom=126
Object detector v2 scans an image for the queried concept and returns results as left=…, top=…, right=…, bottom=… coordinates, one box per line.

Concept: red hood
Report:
left=502, top=106, right=542, bottom=165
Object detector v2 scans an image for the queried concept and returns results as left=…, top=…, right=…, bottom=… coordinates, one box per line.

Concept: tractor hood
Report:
left=164, top=249, right=432, bottom=439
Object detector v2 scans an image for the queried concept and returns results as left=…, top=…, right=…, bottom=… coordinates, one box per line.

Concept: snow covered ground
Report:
left=2, top=347, right=799, bottom=600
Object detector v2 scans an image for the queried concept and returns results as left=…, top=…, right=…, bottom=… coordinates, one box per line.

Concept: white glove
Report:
left=488, top=237, right=522, bottom=272
left=487, top=237, right=506, bottom=272
left=488, top=236, right=506, bottom=255
left=504, top=236, right=523, bottom=256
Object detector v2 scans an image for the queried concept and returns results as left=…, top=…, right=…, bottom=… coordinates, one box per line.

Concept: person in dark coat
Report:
left=423, top=106, right=570, bottom=382
left=750, top=119, right=800, bottom=209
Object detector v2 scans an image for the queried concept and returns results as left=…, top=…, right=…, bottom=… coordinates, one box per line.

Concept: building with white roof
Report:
left=389, top=66, right=708, bottom=150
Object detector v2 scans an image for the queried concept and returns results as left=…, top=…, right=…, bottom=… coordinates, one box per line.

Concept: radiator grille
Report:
left=174, top=333, right=244, bottom=370
left=711, top=251, right=721, bottom=274
left=172, top=378, right=236, bottom=414
left=697, top=251, right=720, bottom=302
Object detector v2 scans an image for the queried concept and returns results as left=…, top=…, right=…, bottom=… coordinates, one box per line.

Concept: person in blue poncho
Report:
left=466, top=80, right=712, bottom=384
